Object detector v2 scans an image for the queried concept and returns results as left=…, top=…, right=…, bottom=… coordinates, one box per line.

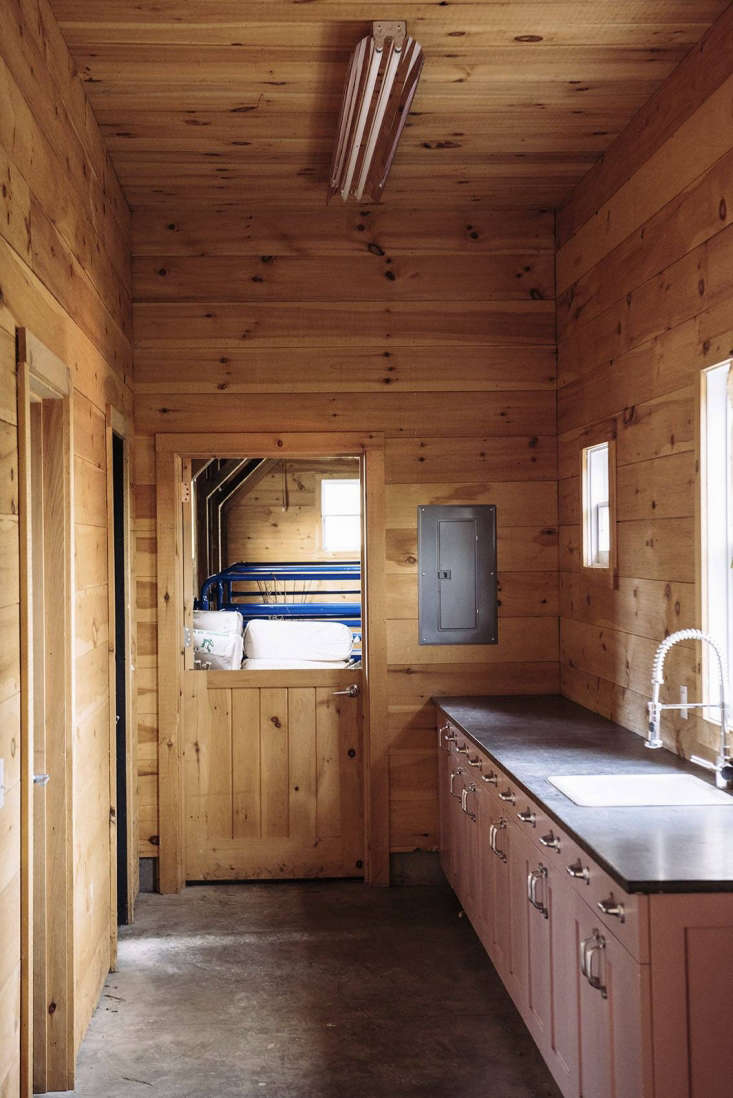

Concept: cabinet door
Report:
left=437, top=723, right=455, bottom=884
left=507, top=822, right=532, bottom=1017
left=546, top=862, right=580, bottom=1097
left=475, top=781, right=494, bottom=952
left=574, top=891, right=651, bottom=1098
left=489, top=814, right=512, bottom=980
left=457, top=775, right=480, bottom=924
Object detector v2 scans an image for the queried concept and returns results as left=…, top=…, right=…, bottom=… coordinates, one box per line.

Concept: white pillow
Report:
left=193, top=609, right=243, bottom=636
left=193, top=629, right=243, bottom=670
left=243, top=620, right=353, bottom=662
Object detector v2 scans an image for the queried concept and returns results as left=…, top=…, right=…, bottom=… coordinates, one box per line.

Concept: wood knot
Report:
left=270, top=716, right=282, bottom=728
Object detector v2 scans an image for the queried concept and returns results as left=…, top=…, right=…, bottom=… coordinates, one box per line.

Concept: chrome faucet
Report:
left=647, top=629, right=733, bottom=790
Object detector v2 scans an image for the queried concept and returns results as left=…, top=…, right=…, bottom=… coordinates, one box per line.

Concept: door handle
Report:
left=580, top=930, right=607, bottom=998
left=527, top=865, right=549, bottom=918
left=449, top=768, right=464, bottom=797
left=490, top=819, right=507, bottom=861
left=332, top=684, right=359, bottom=698
left=461, top=784, right=477, bottom=821
left=33, top=774, right=50, bottom=786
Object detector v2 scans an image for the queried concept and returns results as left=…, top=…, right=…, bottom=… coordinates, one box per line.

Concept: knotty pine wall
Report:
left=132, top=204, right=558, bottom=861
left=556, top=7, right=733, bottom=760
left=0, top=0, right=132, bottom=1084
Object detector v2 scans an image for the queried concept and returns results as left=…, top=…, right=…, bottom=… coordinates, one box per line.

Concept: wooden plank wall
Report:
left=556, top=7, right=733, bottom=759
left=0, top=0, right=132, bottom=1082
left=132, top=202, right=558, bottom=861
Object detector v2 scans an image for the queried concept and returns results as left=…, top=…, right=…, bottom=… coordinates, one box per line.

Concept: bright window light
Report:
left=701, top=360, right=733, bottom=715
left=321, top=479, right=361, bottom=553
left=582, top=442, right=611, bottom=568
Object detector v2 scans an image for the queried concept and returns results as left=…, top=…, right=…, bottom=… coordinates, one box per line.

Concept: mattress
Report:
left=243, top=619, right=353, bottom=662
left=242, top=658, right=350, bottom=670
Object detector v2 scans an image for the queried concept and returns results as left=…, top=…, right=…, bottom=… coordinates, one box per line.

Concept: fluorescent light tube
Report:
left=329, top=21, right=423, bottom=203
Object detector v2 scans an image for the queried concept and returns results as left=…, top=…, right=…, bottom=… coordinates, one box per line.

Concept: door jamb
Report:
left=154, top=431, right=389, bottom=892
left=17, top=328, right=74, bottom=1095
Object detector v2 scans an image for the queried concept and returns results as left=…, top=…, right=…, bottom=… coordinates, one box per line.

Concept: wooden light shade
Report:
left=328, top=20, right=424, bottom=203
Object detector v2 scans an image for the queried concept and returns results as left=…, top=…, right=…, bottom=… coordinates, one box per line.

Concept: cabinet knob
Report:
left=498, top=788, right=516, bottom=804
left=517, top=808, right=536, bottom=826
left=539, top=831, right=561, bottom=852
left=597, top=896, right=625, bottom=923
left=566, top=858, right=590, bottom=883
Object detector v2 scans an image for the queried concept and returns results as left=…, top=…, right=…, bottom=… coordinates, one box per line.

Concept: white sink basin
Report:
left=547, top=773, right=733, bottom=807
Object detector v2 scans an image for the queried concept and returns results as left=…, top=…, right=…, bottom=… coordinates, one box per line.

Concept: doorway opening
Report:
left=112, top=432, right=129, bottom=925
left=190, top=456, right=363, bottom=672
left=154, top=432, right=389, bottom=892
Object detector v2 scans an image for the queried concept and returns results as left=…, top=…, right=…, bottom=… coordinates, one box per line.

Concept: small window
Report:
left=701, top=360, right=733, bottom=716
left=321, top=478, right=361, bottom=553
left=582, top=441, right=612, bottom=569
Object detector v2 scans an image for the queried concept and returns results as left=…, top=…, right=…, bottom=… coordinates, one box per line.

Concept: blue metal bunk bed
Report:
left=196, top=561, right=362, bottom=636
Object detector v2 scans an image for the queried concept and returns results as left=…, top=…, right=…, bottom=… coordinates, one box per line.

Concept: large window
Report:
left=701, top=360, right=733, bottom=713
left=321, top=478, right=361, bottom=553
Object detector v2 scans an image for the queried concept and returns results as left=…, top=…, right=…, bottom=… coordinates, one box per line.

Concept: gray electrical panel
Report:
left=418, top=505, right=497, bottom=645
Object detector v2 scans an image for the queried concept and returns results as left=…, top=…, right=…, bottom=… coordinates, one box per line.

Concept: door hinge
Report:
left=183, top=626, right=192, bottom=648
left=181, top=482, right=191, bottom=504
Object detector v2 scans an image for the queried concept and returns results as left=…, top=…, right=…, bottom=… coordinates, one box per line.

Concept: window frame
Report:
left=699, top=359, right=733, bottom=730
left=320, top=476, right=362, bottom=555
left=579, top=434, right=617, bottom=585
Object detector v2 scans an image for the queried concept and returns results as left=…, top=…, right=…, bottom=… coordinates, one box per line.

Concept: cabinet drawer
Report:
left=562, top=835, right=649, bottom=961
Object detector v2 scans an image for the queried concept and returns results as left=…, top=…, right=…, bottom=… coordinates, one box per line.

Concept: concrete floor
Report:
left=49, top=881, right=562, bottom=1098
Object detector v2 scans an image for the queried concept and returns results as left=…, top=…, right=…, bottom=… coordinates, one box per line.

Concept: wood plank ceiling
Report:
left=49, top=1, right=729, bottom=208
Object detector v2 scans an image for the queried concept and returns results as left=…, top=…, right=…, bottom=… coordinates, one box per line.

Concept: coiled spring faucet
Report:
left=647, top=628, right=733, bottom=789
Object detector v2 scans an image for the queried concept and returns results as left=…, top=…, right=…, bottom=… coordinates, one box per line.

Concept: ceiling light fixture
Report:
left=329, top=20, right=424, bottom=203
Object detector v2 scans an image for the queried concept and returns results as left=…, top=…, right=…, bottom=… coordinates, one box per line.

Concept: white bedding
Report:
left=243, top=619, right=353, bottom=662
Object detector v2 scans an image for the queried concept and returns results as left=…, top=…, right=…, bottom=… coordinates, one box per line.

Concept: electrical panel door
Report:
left=418, top=505, right=497, bottom=645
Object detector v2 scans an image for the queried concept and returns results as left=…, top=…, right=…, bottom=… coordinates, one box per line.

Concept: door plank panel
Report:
left=260, top=688, right=289, bottom=839
left=288, top=688, right=317, bottom=842
left=184, top=675, right=363, bottom=879
left=232, top=688, right=261, bottom=839
left=315, top=690, right=342, bottom=842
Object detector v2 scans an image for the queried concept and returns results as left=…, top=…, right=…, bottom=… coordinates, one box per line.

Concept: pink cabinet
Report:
left=437, top=712, right=733, bottom=1098
left=573, top=888, right=652, bottom=1098
left=648, top=893, right=733, bottom=1098
left=510, top=822, right=579, bottom=1097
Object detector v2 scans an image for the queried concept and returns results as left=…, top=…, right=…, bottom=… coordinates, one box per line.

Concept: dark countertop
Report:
left=434, top=695, right=733, bottom=894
